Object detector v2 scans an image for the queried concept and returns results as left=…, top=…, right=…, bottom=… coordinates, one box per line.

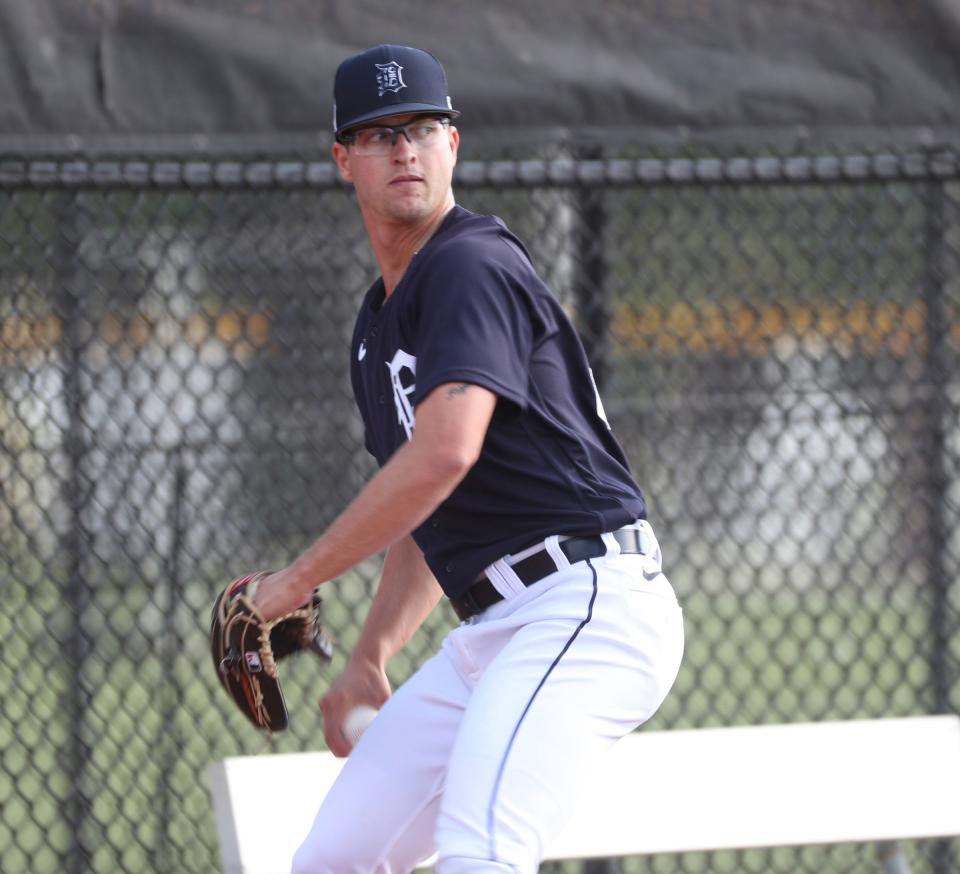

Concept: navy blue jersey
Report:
left=349, top=206, right=645, bottom=597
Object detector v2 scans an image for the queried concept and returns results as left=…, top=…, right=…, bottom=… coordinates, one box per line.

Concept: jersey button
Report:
left=444, top=563, right=454, bottom=573
left=378, top=395, right=385, bottom=405
left=370, top=327, right=378, bottom=337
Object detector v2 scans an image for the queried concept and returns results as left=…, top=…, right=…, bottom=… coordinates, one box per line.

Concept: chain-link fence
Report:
left=2, top=146, right=959, bottom=874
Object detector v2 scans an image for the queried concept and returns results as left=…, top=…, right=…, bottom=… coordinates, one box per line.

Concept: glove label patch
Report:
left=244, top=652, right=263, bottom=672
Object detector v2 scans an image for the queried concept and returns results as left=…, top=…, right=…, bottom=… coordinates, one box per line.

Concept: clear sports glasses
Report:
left=339, top=117, right=451, bottom=157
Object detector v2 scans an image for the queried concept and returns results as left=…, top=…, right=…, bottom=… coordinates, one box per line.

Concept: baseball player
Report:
left=253, top=45, right=684, bottom=873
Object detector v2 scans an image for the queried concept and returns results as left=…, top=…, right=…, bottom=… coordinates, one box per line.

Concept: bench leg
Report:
left=877, top=841, right=911, bottom=874
left=582, top=860, right=620, bottom=874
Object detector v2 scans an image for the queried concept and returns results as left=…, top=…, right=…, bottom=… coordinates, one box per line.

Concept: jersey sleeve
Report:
left=410, top=239, right=554, bottom=410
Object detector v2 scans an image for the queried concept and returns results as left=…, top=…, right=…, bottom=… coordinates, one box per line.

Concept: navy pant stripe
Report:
left=486, top=559, right=600, bottom=861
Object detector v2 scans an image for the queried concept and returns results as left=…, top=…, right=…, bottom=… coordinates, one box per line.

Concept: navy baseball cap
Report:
left=333, top=45, right=460, bottom=139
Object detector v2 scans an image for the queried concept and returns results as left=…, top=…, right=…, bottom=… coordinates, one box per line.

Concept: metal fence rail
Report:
left=2, top=147, right=958, bottom=874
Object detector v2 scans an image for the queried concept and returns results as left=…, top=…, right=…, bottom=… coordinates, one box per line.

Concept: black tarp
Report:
left=2, top=0, right=960, bottom=155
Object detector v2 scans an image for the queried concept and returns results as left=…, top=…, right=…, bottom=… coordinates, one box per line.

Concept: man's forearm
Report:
left=253, top=381, right=495, bottom=620
left=254, top=434, right=464, bottom=618
left=315, top=534, right=444, bottom=757
left=351, top=535, right=444, bottom=671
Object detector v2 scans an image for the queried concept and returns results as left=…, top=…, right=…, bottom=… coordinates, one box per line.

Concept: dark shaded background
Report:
left=2, top=0, right=960, bottom=154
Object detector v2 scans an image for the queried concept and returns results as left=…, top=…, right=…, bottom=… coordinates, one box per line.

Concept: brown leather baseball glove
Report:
left=211, top=572, right=333, bottom=733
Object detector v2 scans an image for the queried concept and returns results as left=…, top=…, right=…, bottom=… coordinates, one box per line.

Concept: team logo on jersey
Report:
left=387, top=349, right=417, bottom=440
left=375, top=62, right=405, bottom=96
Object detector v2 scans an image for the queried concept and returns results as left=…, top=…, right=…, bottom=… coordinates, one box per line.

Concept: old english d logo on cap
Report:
left=376, top=61, right=406, bottom=96
left=334, top=44, right=460, bottom=137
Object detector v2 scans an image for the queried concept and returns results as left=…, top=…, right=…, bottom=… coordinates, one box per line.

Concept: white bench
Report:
left=208, top=715, right=960, bottom=874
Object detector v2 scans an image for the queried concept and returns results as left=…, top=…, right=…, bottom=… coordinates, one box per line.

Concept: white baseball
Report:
left=342, top=705, right=379, bottom=748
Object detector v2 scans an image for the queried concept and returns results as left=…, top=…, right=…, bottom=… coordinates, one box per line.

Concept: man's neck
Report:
left=365, top=200, right=456, bottom=297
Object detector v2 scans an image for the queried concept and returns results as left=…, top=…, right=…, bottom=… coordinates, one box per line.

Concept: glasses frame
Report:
left=337, top=115, right=452, bottom=154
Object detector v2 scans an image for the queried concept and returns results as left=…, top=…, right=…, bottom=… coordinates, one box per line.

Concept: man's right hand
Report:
left=320, top=657, right=392, bottom=756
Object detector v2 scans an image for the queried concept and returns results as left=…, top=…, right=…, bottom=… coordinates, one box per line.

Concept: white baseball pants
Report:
left=291, top=522, right=684, bottom=873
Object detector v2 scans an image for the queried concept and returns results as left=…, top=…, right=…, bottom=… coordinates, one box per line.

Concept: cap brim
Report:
left=337, top=104, right=460, bottom=137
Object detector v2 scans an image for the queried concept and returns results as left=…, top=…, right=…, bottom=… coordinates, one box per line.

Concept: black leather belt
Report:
left=449, top=527, right=647, bottom=621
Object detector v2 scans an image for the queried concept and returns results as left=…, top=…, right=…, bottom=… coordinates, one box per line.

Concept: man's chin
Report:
left=384, top=199, right=432, bottom=225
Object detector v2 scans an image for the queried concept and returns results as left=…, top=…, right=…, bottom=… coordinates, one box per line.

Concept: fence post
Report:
left=922, top=173, right=956, bottom=874
left=922, top=174, right=953, bottom=718
left=54, top=190, right=94, bottom=874
left=158, top=445, right=189, bottom=873
left=573, top=146, right=612, bottom=392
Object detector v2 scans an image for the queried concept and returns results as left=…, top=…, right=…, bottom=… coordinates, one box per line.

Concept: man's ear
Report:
left=332, top=142, right=353, bottom=182
left=448, top=126, right=460, bottom=166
